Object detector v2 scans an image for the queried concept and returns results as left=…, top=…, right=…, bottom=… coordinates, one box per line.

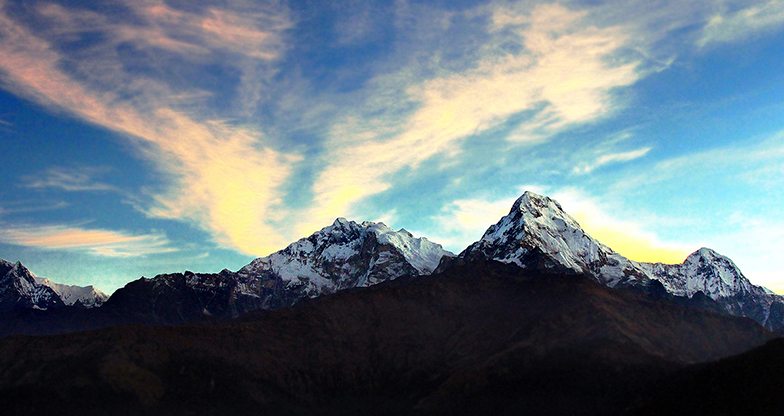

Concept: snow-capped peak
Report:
left=0, top=259, right=63, bottom=311
left=460, top=191, right=784, bottom=329
left=368, top=222, right=453, bottom=275
left=34, top=277, right=109, bottom=308
left=686, top=247, right=726, bottom=264
left=2, top=261, right=40, bottom=293
left=239, top=218, right=453, bottom=299
left=511, top=191, right=567, bottom=218
left=0, top=259, right=107, bottom=310
left=467, top=191, right=637, bottom=285
left=647, top=247, right=757, bottom=300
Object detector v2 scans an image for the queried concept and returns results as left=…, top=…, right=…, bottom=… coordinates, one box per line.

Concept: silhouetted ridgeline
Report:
left=0, top=261, right=777, bottom=416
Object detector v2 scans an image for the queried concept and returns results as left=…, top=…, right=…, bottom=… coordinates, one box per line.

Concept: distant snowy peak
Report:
left=368, top=222, right=452, bottom=275
left=240, top=218, right=454, bottom=296
left=116, top=218, right=455, bottom=321
left=0, top=259, right=107, bottom=310
left=461, top=191, right=784, bottom=329
left=644, top=247, right=761, bottom=300
left=34, top=277, right=109, bottom=308
left=0, top=260, right=62, bottom=311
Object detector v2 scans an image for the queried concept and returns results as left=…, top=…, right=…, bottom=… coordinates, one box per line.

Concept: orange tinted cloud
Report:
left=0, top=2, right=295, bottom=256
left=0, top=224, right=174, bottom=257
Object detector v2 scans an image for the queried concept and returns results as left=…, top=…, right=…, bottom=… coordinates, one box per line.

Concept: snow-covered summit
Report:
left=464, top=191, right=646, bottom=287
left=0, top=260, right=62, bottom=311
left=458, top=191, right=784, bottom=329
left=643, top=248, right=754, bottom=299
left=239, top=218, right=454, bottom=298
left=0, top=259, right=107, bottom=310
left=34, top=277, right=108, bottom=308
left=101, top=218, right=456, bottom=322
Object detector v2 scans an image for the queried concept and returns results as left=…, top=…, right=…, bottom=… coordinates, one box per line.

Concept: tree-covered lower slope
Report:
left=0, top=261, right=777, bottom=416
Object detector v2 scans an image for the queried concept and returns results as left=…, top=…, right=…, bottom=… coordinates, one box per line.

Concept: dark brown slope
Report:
left=0, top=270, right=252, bottom=338
left=625, top=337, right=784, bottom=416
left=0, top=261, right=776, bottom=416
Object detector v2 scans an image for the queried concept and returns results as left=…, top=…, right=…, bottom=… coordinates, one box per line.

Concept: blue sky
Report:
left=0, top=0, right=783, bottom=294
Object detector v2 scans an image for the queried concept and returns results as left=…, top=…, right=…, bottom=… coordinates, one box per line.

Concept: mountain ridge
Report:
left=1, top=190, right=780, bottom=335
left=0, top=259, right=107, bottom=311
left=0, top=260, right=776, bottom=416
left=443, top=191, right=784, bottom=329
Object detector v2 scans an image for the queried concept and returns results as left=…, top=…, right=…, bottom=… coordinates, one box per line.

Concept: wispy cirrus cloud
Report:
left=699, top=0, right=784, bottom=47
left=573, top=147, right=652, bottom=174
left=0, top=223, right=175, bottom=258
left=23, top=166, right=116, bottom=192
left=610, top=129, right=784, bottom=194
left=0, top=0, right=296, bottom=256
left=301, top=3, right=643, bottom=235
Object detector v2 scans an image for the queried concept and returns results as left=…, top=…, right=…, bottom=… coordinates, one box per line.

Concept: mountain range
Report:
left=2, top=191, right=781, bottom=335
left=0, top=259, right=107, bottom=312
left=447, top=192, right=784, bottom=330
left=0, top=190, right=782, bottom=415
left=0, top=260, right=777, bottom=415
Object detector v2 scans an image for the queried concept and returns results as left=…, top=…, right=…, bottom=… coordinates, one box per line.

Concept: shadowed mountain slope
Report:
left=626, top=337, right=784, bottom=416
left=0, top=261, right=776, bottom=416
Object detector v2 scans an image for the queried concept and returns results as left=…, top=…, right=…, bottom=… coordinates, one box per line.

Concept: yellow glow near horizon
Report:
left=569, top=211, right=692, bottom=265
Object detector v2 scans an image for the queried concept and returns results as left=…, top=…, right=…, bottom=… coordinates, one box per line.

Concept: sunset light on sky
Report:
left=0, top=0, right=783, bottom=294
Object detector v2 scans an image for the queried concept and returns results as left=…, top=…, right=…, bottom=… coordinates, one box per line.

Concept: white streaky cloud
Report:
left=611, top=130, right=784, bottom=193
left=23, top=166, right=116, bottom=192
left=0, top=2, right=296, bottom=256
left=699, top=0, right=784, bottom=46
left=0, top=223, right=175, bottom=258
left=34, top=0, right=290, bottom=116
left=0, top=201, right=70, bottom=216
left=301, top=3, right=642, bottom=235
left=573, top=147, right=652, bottom=174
